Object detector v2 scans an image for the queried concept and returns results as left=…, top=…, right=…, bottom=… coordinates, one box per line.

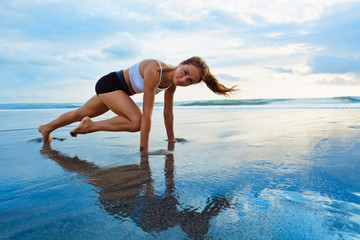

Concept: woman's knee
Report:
left=129, top=115, right=142, bottom=132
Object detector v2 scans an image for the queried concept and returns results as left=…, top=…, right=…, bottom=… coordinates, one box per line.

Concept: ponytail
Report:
left=183, top=56, right=238, bottom=97
left=203, top=72, right=238, bottom=97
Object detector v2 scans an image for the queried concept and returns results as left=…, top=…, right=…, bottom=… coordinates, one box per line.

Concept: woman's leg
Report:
left=70, top=90, right=142, bottom=136
left=38, top=95, right=109, bottom=141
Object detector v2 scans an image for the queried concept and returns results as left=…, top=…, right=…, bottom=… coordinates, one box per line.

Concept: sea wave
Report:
left=348, top=96, right=360, bottom=102
left=1, top=97, right=360, bottom=111
left=177, top=98, right=289, bottom=106
left=0, top=103, right=82, bottom=110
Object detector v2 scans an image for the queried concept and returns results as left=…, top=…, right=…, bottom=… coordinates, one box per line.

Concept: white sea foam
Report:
left=1, top=97, right=360, bottom=111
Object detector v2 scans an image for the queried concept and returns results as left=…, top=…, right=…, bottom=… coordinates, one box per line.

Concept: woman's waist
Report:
left=122, top=68, right=136, bottom=95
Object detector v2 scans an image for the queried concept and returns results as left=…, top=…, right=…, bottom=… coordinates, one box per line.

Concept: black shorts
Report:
left=95, top=70, right=133, bottom=96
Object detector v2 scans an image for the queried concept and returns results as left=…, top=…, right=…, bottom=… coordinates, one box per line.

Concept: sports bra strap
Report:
left=154, top=59, right=163, bottom=86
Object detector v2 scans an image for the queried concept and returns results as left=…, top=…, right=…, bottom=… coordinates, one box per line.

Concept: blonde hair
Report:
left=183, top=56, right=238, bottom=97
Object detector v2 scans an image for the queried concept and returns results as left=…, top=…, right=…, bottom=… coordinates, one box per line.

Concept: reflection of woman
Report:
left=40, top=141, right=230, bottom=239
left=38, top=57, right=237, bottom=152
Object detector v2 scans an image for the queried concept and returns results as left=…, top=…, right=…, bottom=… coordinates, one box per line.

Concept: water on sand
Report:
left=1, top=108, right=360, bottom=239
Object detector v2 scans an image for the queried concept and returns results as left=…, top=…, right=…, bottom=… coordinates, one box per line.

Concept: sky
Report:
left=0, top=0, right=360, bottom=103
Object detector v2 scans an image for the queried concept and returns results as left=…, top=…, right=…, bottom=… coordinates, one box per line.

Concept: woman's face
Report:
left=173, top=64, right=201, bottom=87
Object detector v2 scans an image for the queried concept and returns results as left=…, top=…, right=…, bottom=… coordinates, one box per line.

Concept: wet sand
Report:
left=1, top=108, right=360, bottom=239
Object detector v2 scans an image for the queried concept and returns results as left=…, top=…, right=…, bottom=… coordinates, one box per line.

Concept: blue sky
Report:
left=0, top=0, right=359, bottom=103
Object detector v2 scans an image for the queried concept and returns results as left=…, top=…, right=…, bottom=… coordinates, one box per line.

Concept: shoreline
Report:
left=1, top=96, right=360, bottom=111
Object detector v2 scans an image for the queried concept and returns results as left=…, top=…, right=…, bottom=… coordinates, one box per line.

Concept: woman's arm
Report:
left=140, top=90, right=155, bottom=152
left=163, top=84, right=176, bottom=142
left=139, top=64, right=159, bottom=152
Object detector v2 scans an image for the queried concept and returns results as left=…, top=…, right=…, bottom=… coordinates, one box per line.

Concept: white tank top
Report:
left=128, top=59, right=170, bottom=94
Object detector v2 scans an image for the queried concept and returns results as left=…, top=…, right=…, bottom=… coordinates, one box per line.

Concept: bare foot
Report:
left=70, top=116, right=93, bottom=137
left=38, top=125, right=53, bottom=142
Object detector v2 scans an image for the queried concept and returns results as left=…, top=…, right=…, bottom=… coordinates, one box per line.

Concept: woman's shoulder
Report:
left=139, top=59, right=164, bottom=74
left=140, top=59, right=164, bottom=67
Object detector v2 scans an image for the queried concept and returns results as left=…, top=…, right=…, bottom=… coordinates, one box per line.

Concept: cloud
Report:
left=101, top=32, right=142, bottom=59
left=265, top=67, right=294, bottom=73
left=317, top=76, right=360, bottom=85
left=206, top=9, right=248, bottom=28
left=0, top=52, right=21, bottom=65
left=207, top=43, right=316, bottom=68
left=240, top=1, right=360, bottom=61
left=102, top=43, right=140, bottom=59
left=302, top=1, right=360, bottom=54
left=221, top=0, right=351, bottom=24
left=263, top=32, right=284, bottom=38
left=310, top=56, right=360, bottom=74
left=102, top=44, right=136, bottom=59
left=216, top=73, right=246, bottom=82
left=1, top=0, right=360, bottom=103
left=28, top=56, right=63, bottom=66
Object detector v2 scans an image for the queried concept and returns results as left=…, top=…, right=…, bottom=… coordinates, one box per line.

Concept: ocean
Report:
left=1, top=96, right=360, bottom=111
left=1, top=97, right=360, bottom=239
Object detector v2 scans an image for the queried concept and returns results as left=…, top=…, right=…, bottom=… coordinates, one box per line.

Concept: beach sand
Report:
left=1, top=108, right=360, bottom=239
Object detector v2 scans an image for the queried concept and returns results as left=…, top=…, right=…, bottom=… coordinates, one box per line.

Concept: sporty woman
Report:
left=38, top=56, right=237, bottom=152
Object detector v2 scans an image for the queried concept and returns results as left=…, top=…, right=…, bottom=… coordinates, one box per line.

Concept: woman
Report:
left=38, top=56, right=237, bottom=152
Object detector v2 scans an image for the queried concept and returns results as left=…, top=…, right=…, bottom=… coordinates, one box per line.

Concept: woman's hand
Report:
left=168, top=138, right=187, bottom=143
